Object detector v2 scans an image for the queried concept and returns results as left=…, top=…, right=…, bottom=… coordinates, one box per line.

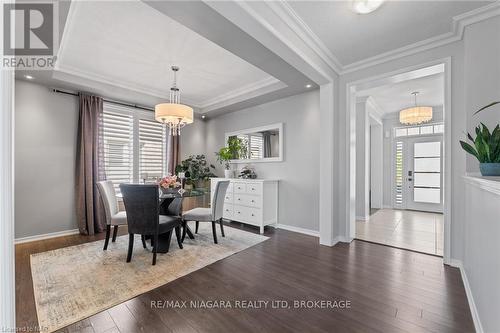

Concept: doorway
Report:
left=351, top=62, right=448, bottom=257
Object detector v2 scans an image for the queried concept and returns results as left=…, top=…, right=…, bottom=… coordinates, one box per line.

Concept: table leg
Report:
left=155, top=230, right=173, bottom=253
left=185, top=225, right=195, bottom=239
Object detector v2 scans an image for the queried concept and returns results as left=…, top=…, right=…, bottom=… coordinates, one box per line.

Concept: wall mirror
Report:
left=225, top=123, right=283, bottom=163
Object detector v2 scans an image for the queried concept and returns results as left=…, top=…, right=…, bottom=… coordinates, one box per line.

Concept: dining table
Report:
left=119, top=187, right=208, bottom=253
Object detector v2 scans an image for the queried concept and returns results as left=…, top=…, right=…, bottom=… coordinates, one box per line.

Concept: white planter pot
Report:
left=224, top=169, right=233, bottom=179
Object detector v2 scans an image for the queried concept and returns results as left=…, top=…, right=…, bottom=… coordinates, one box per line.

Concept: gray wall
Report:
left=463, top=16, right=500, bottom=332
left=205, top=90, right=320, bottom=232
left=15, top=80, right=79, bottom=238
left=179, top=117, right=207, bottom=161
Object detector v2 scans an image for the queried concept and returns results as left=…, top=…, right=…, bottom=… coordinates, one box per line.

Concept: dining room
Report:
left=5, top=1, right=499, bottom=332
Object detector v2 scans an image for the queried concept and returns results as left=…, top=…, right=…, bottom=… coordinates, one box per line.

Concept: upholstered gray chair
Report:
left=182, top=180, right=230, bottom=244
left=120, top=184, right=183, bottom=265
left=97, top=180, right=127, bottom=250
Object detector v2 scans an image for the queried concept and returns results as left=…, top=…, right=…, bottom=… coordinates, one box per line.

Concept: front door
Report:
left=406, top=137, right=443, bottom=212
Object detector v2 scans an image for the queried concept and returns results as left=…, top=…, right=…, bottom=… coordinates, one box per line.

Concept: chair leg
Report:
left=165, top=230, right=173, bottom=253
left=211, top=221, right=218, bottom=244
left=152, top=233, right=158, bottom=265
left=126, top=233, right=134, bottom=262
left=219, top=218, right=225, bottom=237
left=195, top=221, right=199, bottom=233
left=141, top=235, right=147, bottom=249
left=103, top=225, right=111, bottom=250
left=181, top=220, right=187, bottom=242
left=112, top=225, right=118, bottom=242
left=175, top=226, right=183, bottom=249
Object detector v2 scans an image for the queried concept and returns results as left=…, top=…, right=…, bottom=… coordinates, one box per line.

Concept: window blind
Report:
left=102, top=110, right=134, bottom=193
left=139, top=119, right=166, bottom=180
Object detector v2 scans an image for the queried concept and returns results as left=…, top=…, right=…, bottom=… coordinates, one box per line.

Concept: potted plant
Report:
left=459, top=101, right=500, bottom=176
left=175, top=154, right=216, bottom=189
left=215, top=137, right=247, bottom=178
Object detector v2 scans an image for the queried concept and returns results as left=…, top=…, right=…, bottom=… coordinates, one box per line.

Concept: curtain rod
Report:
left=51, top=88, right=154, bottom=112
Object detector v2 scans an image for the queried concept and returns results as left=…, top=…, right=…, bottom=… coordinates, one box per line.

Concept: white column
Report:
left=319, top=83, right=335, bottom=246
left=0, top=68, right=15, bottom=330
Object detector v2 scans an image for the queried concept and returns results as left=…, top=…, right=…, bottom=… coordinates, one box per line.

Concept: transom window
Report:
left=394, top=122, right=444, bottom=138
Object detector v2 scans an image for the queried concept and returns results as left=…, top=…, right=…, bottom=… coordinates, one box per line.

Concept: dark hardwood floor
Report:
left=16, top=223, right=475, bottom=333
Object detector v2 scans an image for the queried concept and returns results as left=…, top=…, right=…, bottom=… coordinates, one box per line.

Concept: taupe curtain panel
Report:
left=75, top=93, right=106, bottom=235
left=262, top=131, right=272, bottom=158
left=167, top=134, right=180, bottom=175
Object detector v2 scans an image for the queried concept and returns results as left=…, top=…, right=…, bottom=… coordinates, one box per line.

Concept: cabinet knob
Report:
left=251, top=200, right=255, bottom=203
left=252, top=188, right=255, bottom=190
left=251, top=214, right=255, bottom=216
left=238, top=211, right=241, bottom=214
left=238, top=198, right=241, bottom=201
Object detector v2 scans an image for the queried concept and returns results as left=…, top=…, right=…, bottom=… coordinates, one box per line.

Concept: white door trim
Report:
left=0, top=68, right=16, bottom=330
left=345, top=57, right=452, bottom=264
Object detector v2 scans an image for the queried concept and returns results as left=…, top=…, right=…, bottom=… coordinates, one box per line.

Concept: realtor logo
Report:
left=2, top=2, right=58, bottom=69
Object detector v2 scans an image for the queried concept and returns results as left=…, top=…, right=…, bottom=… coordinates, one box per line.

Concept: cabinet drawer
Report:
left=232, top=205, right=261, bottom=223
left=246, top=183, right=262, bottom=195
left=223, top=204, right=233, bottom=219
left=233, top=182, right=246, bottom=193
left=234, top=194, right=260, bottom=208
left=224, top=192, right=233, bottom=203
left=245, top=207, right=261, bottom=223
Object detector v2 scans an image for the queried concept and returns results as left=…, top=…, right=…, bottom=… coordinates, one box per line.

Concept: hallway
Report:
left=356, top=209, right=443, bottom=256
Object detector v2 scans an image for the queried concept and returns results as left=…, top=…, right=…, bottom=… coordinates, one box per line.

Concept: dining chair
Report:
left=182, top=181, right=230, bottom=244
left=97, top=180, right=127, bottom=251
left=120, top=184, right=183, bottom=265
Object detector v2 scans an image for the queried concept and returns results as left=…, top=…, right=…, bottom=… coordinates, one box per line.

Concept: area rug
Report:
left=30, top=224, right=268, bottom=332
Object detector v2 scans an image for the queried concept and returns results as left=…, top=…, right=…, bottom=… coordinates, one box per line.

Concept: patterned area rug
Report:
left=30, top=224, right=268, bottom=332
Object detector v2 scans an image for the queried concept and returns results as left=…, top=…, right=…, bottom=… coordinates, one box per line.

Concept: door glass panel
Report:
left=413, top=141, right=441, bottom=204
left=420, top=126, right=433, bottom=135
left=395, top=128, right=407, bottom=137
left=414, top=157, right=440, bottom=172
left=414, top=141, right=440, bottom=157
left=433, top=124, right=444, bottom=133
left=414, top=173, right=440, bottom=187
left=414, top=188, right=440, bottom=203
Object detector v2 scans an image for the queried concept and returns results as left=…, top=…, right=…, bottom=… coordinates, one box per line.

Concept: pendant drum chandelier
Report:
left=155, top=66, right=193, bottom=136
left=399, top=91, right=433, bottom=125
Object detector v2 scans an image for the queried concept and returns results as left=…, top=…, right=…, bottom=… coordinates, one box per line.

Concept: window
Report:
left=394, top=122, right=444, bottom=137
left=394, top=141, right=404, bottom=207
left=103, top=109, right=134, bottom=193
left=102, top=103, right=167, bottom=193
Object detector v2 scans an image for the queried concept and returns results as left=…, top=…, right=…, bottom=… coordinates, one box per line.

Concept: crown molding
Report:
left=341, top=2, right=500, bottom=74
left=366, top=97, right=385, bottom=121
left=198, top=76, right=284, bottom=110
left=261, top=1, right=500, bottom=76
left=265, top=1, right=343, bottom=74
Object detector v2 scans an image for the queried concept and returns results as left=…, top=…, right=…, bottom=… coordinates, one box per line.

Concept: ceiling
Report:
left=288, top=1, right=491, bottom=66
left=54, top=0, right=279, bottom=108
left=357, top=73, right=444, bottom=116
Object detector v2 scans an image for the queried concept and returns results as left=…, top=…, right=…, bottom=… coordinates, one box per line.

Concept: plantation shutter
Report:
left=139, top=119, right=166, bottom=180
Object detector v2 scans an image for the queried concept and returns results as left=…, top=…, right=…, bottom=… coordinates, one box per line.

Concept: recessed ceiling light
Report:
left=305, top=84, right=312, bottom=88
left=351, top=0, right=384, bottom=14
left=25, top=75, right=34, bottom=80
left=201, top=115, right=206, bottom=119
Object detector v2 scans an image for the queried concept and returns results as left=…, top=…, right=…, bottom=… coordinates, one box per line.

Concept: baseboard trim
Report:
left=356, top=215, right=368, bottom=221
left=448, top=259, right=484, bottom=333
left=15, top=229, right=80, bottom=244
left=274, top=224, right=319, bottom=237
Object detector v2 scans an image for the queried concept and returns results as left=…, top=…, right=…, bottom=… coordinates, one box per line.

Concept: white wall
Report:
left=462, top=16, right=500, bottom=333
left=355, top=99, right=370, bottom=219
left=205, top=90, right=320, bottom=232
left=370, top=120, right=383, bottom=209
left=15, top=80, right=79, bottom=238
left=179, top=117, right=207, bottom=160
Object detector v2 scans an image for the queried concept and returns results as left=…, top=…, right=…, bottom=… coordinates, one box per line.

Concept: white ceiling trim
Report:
left=234, top=1, right=336, bottom=83
left=265, top=1, right=343, bottom=74
left=341, top=1, right=500, bottom=74
left=266, top=1, right=500, bottom=75
left=198, top=76, right=285, bottom=110
left=366, top=97, right=385, bottom=121
left=53, top=63, right=200, bottom=107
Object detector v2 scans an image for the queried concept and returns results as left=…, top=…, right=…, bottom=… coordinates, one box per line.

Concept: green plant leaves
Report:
left=460, top=141, right=479, bottom=160
left=473, top=101, right=500, bottom=115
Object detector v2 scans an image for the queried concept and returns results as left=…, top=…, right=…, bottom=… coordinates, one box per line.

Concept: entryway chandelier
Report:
left=399, top=92, right=433, bottom=125
left=155, top=66, right=193, bottom=136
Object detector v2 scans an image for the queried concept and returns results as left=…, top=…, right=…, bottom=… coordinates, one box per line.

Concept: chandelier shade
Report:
left=399, top=92, right=433, bottom=125
left=399, top=106, right=433, bottom=125
left=155, top=66, right=193, bottom=136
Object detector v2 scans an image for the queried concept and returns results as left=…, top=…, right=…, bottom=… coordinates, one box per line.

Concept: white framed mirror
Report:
left=225, top=123, right=283, bottom=163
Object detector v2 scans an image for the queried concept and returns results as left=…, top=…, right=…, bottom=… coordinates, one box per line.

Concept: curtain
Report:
left=262, top=131, right=272, bottom=158
left=75, top=93, right=106, bottom=235
left=166, top=134, right=180, bottom=175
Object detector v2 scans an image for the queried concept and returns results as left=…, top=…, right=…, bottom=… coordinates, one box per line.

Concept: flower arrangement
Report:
left=158, top=175, right=181, bottom=189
